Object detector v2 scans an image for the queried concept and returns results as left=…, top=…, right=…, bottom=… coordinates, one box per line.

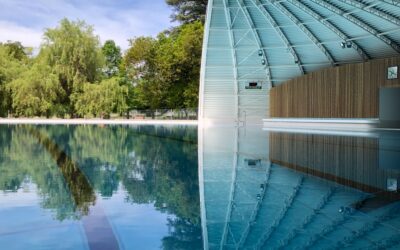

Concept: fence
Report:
left=127, top=108, right=198, bottom=120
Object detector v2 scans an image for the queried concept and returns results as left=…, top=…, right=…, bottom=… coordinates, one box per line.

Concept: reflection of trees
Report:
left=0, top=126, right=80, bottom=220
left=28, top=128, right=96, bottom=217
left=162, top=217, right=203, bottom=250
left=0, top=125, right=24, bottom=191
left=0, top=124, right=202, bottom=248
left=119, top=126, right=202, bottom=249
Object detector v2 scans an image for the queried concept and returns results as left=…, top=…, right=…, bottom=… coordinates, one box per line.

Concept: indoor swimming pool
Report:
left=0, top=124, right=400, bottom=249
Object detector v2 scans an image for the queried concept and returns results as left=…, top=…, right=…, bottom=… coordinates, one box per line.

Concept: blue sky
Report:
left=0, top=0, right=173, bottom=50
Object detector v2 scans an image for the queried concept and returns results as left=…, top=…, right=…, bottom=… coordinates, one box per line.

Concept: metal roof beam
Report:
left=337, top=0, right=400, bottom=26
left=212, top=4, right=397, bottom=28
left=206, top=61, right=336, bottom=68
left=234, top=0, right=273, bottom=87
left=286, top=0, right=370, bottom=61
left=269, top=0, right=335, bottom=66
left=252, top=0, right=305, bottom=75
left=208, top=26, right=400, bottom=51
left=221, top=0, right=240, bottom=120
left=309, top=0, right=400, bottom=53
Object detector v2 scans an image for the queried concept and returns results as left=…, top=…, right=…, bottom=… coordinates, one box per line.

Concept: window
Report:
left=388, top=66, right=398, bottom=80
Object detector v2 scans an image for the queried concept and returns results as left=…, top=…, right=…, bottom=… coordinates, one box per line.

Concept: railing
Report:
left=127, top=108, right=198, bottom=120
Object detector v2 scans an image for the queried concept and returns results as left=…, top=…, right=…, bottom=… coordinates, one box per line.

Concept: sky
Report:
left=0, top=0, right=173, bottom=51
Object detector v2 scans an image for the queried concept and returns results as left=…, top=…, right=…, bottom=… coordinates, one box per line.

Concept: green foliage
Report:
left=0, top=41, right=30, bottom=61
left=102, top=40, right=122, bottom=77
left=166, top=0, right=208, bottom=23
left=124, top=21, right=204, bottom=109
left=0, top=124, right=201, bottom=242
left=8, top=64, right=65, bottom=117
left=75, top=77, right=129, bottom=118
left=0, top=13, right=203, bottom=118
left=0, top=46, right=27, bottom=117
left=41, top=18, right=104, bottom=110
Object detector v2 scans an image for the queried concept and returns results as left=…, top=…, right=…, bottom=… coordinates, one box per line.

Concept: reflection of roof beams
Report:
left=264, top=178, right=379, bottom=248
left=381, top=0, right=400, bottom=7
left=219, top=126, right=239, bottom=249
left=197, top=127, right=209, bottom=249
left=309, top=0, right=400, bottom=53
left=235, top=0, right=273, bottom=86
left=337, top=0, right=400, bottom=26
left=286, top=0, right=370, bottom=61
left=269, top=0, right=335, bottom=66
left=237, top=163, right=271, bottom=249
left=252, top=0, right=305, bottom=75
left=278, top=188, right=336, bottom=249
left=332, top=204, right=400, bottom=249
left=255, top=176, right=304, bottom=249
left=222, top=0, right=239, bottom=120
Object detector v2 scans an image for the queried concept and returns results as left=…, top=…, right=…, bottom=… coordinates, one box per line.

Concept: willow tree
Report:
left=41, top=18, right=104, bottom=115
left=74, top=78, right=129, bottom=118
left=0, top=45, right=27, bottom=117
left=8, top=64, right=65, bottom=117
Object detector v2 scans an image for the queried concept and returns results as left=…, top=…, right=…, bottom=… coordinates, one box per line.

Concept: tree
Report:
left=0, top=41, right=30, bottom=61
left=0, top=45, right=27, bottom=117
left=102, top=40, right=122, bottom=78
left=8, top=63, right=65, bottom=117
left=41, top=18, right=104, bottom=114
left=165, top=21, right=203, bottom=108
left=74, top=77, right=129, bottom=118
left=123, top=37, right=156, bottom=85
left=166, top=0, right=208, bottom=23
left=124, top=21, right=203, bottom=110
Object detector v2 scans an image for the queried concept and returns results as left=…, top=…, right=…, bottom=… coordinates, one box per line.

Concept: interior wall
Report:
left=270, top=56, right=400, bottom=118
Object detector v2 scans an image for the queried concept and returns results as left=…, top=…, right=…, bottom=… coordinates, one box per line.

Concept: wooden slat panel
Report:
left=270, top=56, right=400, bottom=118
left=269, top=132, right=400, bottom=193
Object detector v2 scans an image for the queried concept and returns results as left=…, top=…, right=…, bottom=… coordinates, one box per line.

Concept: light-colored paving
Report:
left=0, top=118, right=198, bottom=126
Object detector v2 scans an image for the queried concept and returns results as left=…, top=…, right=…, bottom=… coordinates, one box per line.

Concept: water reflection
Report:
left=0, top=124, right=201, bottom=249
left=3, top=123, right=400, bottom=249
left=199, top=126, right=400, bottom=249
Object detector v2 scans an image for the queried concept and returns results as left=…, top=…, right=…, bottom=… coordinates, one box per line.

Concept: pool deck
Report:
left=0, top=118, right=198, bottom=126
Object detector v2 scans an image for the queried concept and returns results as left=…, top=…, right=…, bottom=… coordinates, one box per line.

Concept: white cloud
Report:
left=0, top=0, right=173, bottom=51
left=0, top=21, right=43, bottom=48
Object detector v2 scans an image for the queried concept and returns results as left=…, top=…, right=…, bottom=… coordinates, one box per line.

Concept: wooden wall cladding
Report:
left=270, top=56, right=400, bottom=118
left=269, top=132, right=399, bottom=193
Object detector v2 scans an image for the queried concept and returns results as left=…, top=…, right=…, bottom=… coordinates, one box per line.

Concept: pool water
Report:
left=1, top=124, right=400, bottom=250
left=200, top=127, right=400, bottom=250
left=0, top=125, right=201, bottom=250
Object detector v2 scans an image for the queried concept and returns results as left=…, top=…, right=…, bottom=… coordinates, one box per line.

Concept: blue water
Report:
left=0, top=125, right=201, bottom=250
left=1, top=124, right=400, bottom=249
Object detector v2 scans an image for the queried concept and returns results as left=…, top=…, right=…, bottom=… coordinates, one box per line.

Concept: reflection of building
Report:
left=199, top=127, right=400, bottom=249
left=269, top=132, right=400, bottom=193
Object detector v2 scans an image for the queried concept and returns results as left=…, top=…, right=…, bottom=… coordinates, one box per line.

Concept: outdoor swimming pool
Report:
left=1, top=124, right=400, bottom=249
left=0, top=125, right=201, bottom=250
